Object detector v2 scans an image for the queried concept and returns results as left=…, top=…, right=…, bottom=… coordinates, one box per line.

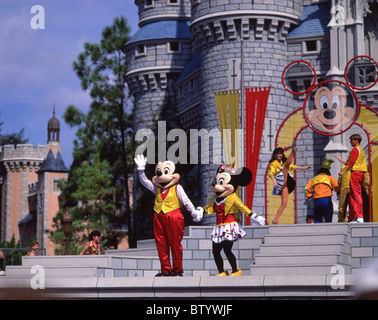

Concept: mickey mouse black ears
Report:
left=344, top=55, right=378, bottom=90
left=282, top=60, right=317, bottom=95
left=282, top=55, right=378, bottom=95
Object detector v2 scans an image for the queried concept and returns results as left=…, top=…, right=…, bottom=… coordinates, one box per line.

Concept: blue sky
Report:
left=0, top=0, right=139, bottom=168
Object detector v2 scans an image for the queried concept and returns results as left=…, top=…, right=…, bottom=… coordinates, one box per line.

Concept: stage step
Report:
left=250, top=223, right=352, bottom=276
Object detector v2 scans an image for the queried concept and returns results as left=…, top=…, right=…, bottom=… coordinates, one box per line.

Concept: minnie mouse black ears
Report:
left=217, top=165, right=252, bottom=187
left=234, top=167, right=252, bottom=187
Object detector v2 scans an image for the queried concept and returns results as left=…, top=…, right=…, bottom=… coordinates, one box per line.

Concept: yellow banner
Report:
left=214, top=90, right=240, bottom=167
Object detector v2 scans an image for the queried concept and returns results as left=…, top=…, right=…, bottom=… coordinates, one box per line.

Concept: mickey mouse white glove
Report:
left=192, top=207, right=204, bottom=223
left=134, top=154, right=147, bottom=171
left=250, top=213, right=265, bottom=226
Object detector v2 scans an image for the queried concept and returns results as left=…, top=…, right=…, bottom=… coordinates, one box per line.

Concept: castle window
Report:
left=302, top=40, right=320, bottom=55
left=136, top=44, right=146, bottom=57
left=192, top=0, right=200, bottom=7
left=145, top=0, right=154, bottom=8
left=168, top=0, right=179, bottom=5
left=53, top=180, right=60, bottom=192
left=168, top=41, right=180, bottom=53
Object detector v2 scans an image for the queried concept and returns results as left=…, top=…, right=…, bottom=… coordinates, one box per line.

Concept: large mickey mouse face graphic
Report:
left=306, top=82, right=357, bottom=134
left=282, top=57, right=378, bottom=136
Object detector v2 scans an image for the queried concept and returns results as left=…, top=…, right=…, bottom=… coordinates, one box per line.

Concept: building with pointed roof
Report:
left=0, top=111, right=68, bottom=255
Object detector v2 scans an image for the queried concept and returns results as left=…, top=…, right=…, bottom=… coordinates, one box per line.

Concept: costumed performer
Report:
left=268, top=141, right=311, bottom=224
left=334, top=134, right=369, bottom=223
left=134, top=154, right=202, bottom=276
left=337, top=164, right=351, bottom=222
left=195, top=164, right=265, bottom=276
left=305, top=158, right=338, bottom=223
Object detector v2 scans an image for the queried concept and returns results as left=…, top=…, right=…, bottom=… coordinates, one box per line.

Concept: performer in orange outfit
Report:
left=134, top=155, right=202, bottom=276
left=335, top=134, right=368, bottom=223
left=305, top=158, right=338, bottom=223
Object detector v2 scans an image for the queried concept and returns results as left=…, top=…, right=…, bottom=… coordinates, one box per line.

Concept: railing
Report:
left=0, top=248, right=46, bottom=271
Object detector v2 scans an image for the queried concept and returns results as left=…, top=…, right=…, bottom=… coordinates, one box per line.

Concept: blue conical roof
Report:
left=38, top=150, right=68, bottom=173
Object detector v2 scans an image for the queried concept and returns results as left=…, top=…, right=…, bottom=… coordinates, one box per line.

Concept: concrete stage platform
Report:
left=1, top=223, right=378, bottom=299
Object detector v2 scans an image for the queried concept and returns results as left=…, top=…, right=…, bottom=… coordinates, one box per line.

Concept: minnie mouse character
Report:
left=196, top=165, right=265, bottom=276
left=134, top=155, right=201, bottom=277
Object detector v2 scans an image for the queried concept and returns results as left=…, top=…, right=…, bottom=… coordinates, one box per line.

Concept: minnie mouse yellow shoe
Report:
left=230, top=269, right=242, bottom=276
left=216, top=271, right=229, bottom=276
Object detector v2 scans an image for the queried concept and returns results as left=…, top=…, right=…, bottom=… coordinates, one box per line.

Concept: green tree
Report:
left=0, top=123, right=28, bottom=146
left=72, top=156, right=115, bottom=227
left=48, top=157, right=114, bottom=255
left=60, top=16, right=135, bottom=247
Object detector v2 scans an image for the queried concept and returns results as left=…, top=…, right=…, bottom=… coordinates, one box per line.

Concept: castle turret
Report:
left=124, top=0, right=194, bottom=240
left=47, top=107, right=62, bottom=157
left=0, top=111, right=67, bottom=255
left=189, top=0, right=303, bottom=216
left=123, top=0, right=192, bottom=134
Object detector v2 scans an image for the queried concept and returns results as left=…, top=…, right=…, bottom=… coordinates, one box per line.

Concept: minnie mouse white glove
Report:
left=250, top=213, right=265, bottom=226
left=134, top=154, right=147, bottom=171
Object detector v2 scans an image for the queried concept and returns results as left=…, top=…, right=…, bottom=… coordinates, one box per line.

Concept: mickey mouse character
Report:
left=134, top=155, right=201, bottom=277
left=308, top=85, right=356, bottom=134
left=196, top=165, right=265, bottom=276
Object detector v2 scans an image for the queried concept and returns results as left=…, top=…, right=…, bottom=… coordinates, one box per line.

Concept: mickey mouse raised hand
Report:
left=134, top=154, right=201, bottom=276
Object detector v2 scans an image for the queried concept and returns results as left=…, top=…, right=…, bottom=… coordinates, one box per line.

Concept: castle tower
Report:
left=0, top=111, right=67, bottom=255
left=0, top=144, right=45, bottom=244
left=36, top=111, right=68, bottom=255
left=123, top=0, right=192, bottom=135
left=124, top=0, right=193, bottom=239
left=189, top=0, right=304, bottom=216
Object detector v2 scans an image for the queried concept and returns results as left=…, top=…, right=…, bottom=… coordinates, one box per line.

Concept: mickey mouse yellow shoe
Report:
left=216, top=271, right=229, bottom=276
left=229, top=269, right=242, bottom=276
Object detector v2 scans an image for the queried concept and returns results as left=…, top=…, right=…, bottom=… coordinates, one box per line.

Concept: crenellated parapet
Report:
left=190, top=0, right=303, bottom=22
left=190, top=11, right=301, bottom=49
left=135, top=0, right=191, bottom=27
left=0, top=144, right=45, bottom=173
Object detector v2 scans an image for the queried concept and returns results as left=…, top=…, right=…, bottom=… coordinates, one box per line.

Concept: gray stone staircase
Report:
left=104, top=226, right=268, bottom=277
left=250, top=223, right=352, bottom=276
left=3, top=226, right=267, bottom=279
left=3, top=224, right=355, bottom=280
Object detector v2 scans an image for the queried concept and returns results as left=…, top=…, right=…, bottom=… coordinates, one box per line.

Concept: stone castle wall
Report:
left=127, top=0, right=373, bottom=226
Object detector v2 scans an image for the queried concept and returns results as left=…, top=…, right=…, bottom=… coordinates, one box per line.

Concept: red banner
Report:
left=245, top=87, right=270, bottom=224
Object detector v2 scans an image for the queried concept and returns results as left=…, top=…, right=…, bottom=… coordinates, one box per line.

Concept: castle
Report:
left=0, top=111, right=68, bottom=255
left=124, top=0, right=378, bottom=227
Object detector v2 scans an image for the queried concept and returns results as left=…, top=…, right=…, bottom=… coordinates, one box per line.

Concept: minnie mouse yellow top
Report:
left=204, top=193, right=252, bottom=226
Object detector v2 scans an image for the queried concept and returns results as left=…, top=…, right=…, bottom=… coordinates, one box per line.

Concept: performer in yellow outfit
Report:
left=268, top=142, right=311, bottom=224
left=337, top=165, right=351, bottom=222
left=335, top=134, right=369, bottom=223
left=134, top=155, right=202, bottom=276
left=197, top=164, right=265, bottom=276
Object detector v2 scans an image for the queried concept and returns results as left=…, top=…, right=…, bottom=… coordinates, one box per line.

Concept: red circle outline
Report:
left=282, top=60, right=317, bottom=95
left=344, top=55, right=378, bottom=91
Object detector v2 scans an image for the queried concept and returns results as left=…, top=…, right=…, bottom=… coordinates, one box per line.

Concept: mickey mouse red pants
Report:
left=153, top=208, right=185, bottom=274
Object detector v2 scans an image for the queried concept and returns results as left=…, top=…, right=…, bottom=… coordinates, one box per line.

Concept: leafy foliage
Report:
left=49, top=16, right=136, bottom=252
